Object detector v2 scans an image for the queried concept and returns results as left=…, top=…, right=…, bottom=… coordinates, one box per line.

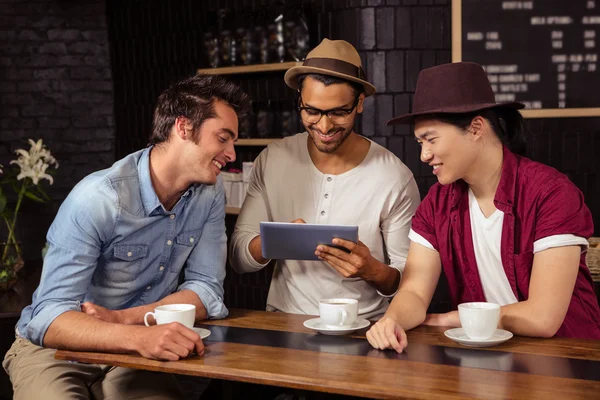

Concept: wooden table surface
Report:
left=55, top=309, right=600, bottom=399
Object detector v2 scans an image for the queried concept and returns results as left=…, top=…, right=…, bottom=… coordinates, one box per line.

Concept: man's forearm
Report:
left=499, top=300, right=562, bottom=338
left=249, top=235, right=269, bottom=264
left=43, top=311, right=145, bottom=353
left=118, top=289, right=207, bottom=325
left=364, top=259, right=402, bottom=295
left=384, top=290, right=429, bottom=331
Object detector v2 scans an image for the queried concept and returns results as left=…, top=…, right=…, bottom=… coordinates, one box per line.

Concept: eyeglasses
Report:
left=297, top=96, right=360, bottom=125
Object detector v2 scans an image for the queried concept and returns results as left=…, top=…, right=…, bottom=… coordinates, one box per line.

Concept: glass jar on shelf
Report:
left=238, top=104, right=255, bottom=139
left=253, top=7, right=269, bottom=64
left=256, top=100, right=274, bottom=138
left=286, top=9, right=310, bottom=61
left=218, top=9, right=236, bottom=66
left=267, top=15, right=285, bottom=63
left=280, top=112, right=298, bottom=137
left=236, top=15, right=256, bottom=66
left=202, top=30, right=220, bottom=68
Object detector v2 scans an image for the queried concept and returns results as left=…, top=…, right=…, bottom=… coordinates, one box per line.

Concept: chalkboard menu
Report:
left=452, top=0, right=600, bottom=117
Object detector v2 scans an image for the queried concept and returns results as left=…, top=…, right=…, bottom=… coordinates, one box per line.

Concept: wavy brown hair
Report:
left=149, top=74, right=251, bottom=146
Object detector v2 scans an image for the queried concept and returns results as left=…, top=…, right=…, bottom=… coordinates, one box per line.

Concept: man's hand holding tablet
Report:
left=260, top=221, right=359, bottom=261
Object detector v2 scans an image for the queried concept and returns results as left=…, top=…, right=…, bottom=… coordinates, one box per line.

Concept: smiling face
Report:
left=299, top=76, right=363, bottom=154
left=183, top=100, right=238, bottom=186
left=414, top=118, right=480, bottom=185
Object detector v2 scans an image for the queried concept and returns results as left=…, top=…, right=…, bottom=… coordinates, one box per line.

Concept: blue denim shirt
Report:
left=17, top=147, right=229, bottom=346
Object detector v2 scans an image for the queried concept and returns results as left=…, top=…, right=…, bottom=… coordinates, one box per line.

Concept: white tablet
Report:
left=260, top=221, right=359, bottom=261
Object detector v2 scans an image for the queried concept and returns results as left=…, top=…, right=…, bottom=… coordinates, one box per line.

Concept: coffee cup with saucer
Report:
left=444, top=302, right=513, bottom=347
left=303, top=298, right=370, bottom=335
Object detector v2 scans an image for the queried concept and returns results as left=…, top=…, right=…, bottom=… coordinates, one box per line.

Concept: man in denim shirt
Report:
left=3, top=75, right=250, bottom=399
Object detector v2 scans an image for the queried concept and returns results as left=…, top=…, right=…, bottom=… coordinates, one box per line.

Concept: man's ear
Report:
left=356, top=93, right=366, bottom=114
left=469, top=116, right=485, bottom=139
left=174, top=116, right=190, bottom=140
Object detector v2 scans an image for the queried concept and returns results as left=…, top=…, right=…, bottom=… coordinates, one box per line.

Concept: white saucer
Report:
left=303, top=317, right=370, bottom=335
left=444, top=328, right=513, bottom=348
left=192, top=327, right=211, bottom=339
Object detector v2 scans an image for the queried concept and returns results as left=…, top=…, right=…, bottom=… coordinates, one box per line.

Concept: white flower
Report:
left=9, top=139, right=59, bottom=185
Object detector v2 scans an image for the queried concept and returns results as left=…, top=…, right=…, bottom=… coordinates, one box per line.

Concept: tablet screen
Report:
left=260, top=222, right=359, bottom=261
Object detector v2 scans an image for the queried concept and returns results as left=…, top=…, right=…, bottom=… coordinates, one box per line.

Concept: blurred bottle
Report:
left=218, top=9, right=236, bottom=66
left=267, top=5, right=285, bottom=63
left=280, top=101, right=298, bottom=137
left=284, top=8, right=310, bottom=61
left=202, top=10, right=220, bottom=68
left=238, top=103, right=256, bottom=139
left=236, top=11, right=256, bottom=65
left=253, top=8, right=269, bottom=64
left=256, top=100, right=274, bottom=138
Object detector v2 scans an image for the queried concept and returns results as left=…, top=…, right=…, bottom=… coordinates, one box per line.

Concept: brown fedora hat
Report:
left=387, top=62, right=524, bottom=125
left=284, top=38, right=376, bottom=97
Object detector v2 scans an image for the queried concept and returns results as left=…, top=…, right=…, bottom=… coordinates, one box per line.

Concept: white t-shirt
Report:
left=409, top=189, right=588, bottom=306
left=230, top=132, right=421, bottom=318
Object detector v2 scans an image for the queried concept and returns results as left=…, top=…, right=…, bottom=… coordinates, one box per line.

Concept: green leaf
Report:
left=24, top=191, right=45, bottom=203
left=35, top=185, right=51, bottom=201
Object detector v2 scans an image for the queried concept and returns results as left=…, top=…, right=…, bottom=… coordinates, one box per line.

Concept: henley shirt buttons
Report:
left=324, top=194, right=329, bottom=199
left=167, top=240, right=172, bottom=246
left=321, top=210, right=326, bottom=216
left=327, top=177, right=332, bottom=182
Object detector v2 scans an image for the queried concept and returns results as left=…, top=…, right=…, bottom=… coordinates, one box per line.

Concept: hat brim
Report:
left=386, top=102, right=526, bottom=125
left=284, top=66, right=376, bottom=97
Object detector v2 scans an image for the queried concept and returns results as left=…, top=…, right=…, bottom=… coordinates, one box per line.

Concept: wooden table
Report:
left=55, top=309, right=600, bottom=399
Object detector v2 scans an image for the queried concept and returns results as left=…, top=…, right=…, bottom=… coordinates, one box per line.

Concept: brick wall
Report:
left=0, top=0, right=115, bottom=260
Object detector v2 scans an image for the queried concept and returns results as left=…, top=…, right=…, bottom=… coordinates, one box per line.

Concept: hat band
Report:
left=302, top=57, right=367, bottom=81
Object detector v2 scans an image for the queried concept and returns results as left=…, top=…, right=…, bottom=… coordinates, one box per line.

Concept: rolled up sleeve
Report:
left=411, top=185, right=440, bottom=251
left=178, top=182, right=228, bottom=319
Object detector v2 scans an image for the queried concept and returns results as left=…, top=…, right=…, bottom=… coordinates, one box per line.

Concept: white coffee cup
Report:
left=458, top=302, right=500, bottom=340
left=144, top=304, right=196, bottom=329
left=319, top=298, right=358, bottom=328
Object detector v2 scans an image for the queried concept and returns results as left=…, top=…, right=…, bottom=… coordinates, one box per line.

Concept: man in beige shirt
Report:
left=229, top=39, right=420, bottom=319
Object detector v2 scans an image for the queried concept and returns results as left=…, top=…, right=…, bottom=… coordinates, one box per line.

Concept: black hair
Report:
left=426, top=108, right=526, bottom=155
left=149, top=74, right=251, bottom=146
left=297, top=73, right=364, bottom=99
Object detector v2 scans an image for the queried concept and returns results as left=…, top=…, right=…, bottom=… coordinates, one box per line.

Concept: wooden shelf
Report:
left=197, top=61, right=302, bottom=76
left=235, top=138, right=280, bottom=146
left=225, top=206, right=240, bottom=215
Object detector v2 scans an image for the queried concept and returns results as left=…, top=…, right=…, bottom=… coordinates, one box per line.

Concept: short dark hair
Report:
left=426, top=108, right=526, bottom=155
left=149, top=74, right=251, bottom=146
left=297, top=73, right=364, bottom=99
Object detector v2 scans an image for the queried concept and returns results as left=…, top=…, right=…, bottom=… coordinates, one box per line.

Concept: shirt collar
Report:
left=450, top=146, right=517, bottom=212
left=138, top=147, right=162, bottom=216
left=493, top=146, right=517, bottom=211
